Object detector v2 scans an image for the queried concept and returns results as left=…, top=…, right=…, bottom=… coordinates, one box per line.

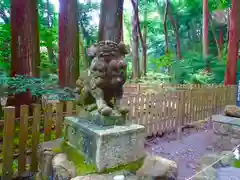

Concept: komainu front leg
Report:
left=115, top=87, right=128, bottom=115
left=91, top=88, right=112, bottom=116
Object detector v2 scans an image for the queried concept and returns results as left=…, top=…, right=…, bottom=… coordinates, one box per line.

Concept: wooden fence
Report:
left=122, top=85, right=236, bottom=136
left=0, top=84, right=237, bottom=179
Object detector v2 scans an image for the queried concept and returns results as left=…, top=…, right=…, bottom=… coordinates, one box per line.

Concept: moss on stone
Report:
left=232, top=160, right=240, bottom=168
left=101, top=156, right=144, bottom=174
left=56, top=140, right=145, bottom=176
left=60, top=141, right=97, bottom=176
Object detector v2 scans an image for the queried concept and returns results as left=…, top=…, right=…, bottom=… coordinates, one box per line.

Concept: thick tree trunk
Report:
left=203, top=0, right=209, bottom=71
left=10, top=0, right=40, bottom=77
left=131, top=0, right=140, bottom=79
left=9, top=0, right=40, bottom=117
left=58, top=0, right=80, bottom=88
left=98, top=0, right=124, bottom=43
left=224, top=0, right=239, bottom=85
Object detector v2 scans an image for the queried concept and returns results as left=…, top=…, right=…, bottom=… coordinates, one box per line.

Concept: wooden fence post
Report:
left=56, top=102, right=64, bottom=138
left=44, top=103, right=53, bottom=142
left=176, top=91, right=185, bottom=140
left=31, top=104, right=41, bottom=172
left=18, top=105, right=29, bottom=175
left=66, top=101, right=73, bottom=116
left=2, top=106, right=15, bottom=180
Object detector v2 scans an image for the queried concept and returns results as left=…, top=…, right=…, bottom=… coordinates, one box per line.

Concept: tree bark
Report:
left=79, top=26, right=88, bottom=69
left=10, top=0, right=40, bottom=77
left=9, top=0, right=40, bottom=117
left=168, top=11, right=182, bottom=59
left=98, top=0, right=124, bottom=43
left=131, top=0, right=140, bottom=79
left=209, top=17, right=222, bottom=60
left=203, top=0, right=209, bottom=71
left=163, top=0, right=169, bottom=54
left=219, top=27, right=224, bottom=51
left=224, top=0, right=239, bottom=85
left=58, top=0, right=80, bottom=88
left=141, top=0, right=147, bottom=76
left=46, top=0, right=56, bottom=63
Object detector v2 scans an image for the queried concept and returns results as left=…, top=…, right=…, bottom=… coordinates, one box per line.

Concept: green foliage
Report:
left=0, top=75, right=76, bottom=101
left=131, top=72, right=171, bottom=84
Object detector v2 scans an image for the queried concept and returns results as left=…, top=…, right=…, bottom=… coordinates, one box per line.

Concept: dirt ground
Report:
left=145, top=121, right=218, bottom=180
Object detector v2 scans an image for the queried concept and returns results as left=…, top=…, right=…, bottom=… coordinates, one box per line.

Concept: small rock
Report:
left=187, top=162, right=196, bottom=169
left=187, top=148, right=193, bottom=152
left=206, top=146, right=214, bottom=151
left=52, top=153, right=76, bottom=180
left=136, top=154, right=177, bottom=180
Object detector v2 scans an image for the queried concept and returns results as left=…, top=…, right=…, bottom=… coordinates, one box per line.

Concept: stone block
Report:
left=37, top=138, right=63, bottom=179
left=64, top=116, right=145, bottom=172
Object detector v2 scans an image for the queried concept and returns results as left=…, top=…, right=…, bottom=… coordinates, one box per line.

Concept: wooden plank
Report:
left=2, top=106, right=15, bottom=180
left=66, top=101, right=73, bottom=116
left=56, top=102, right=64, bottom=138
left=31, top=104, right=41, bottom=172
left=18, top=105, right=29, bottom=175
left=44, top=103, right=53, bottom=141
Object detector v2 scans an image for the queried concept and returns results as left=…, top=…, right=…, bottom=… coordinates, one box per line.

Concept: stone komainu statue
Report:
left=75, top=40, right=129, bottom=116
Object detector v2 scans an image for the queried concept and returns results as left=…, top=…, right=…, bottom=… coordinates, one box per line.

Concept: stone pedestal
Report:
left=212, top=115, right=240, bottom=150
left=64, top=116, right=145, bottom=172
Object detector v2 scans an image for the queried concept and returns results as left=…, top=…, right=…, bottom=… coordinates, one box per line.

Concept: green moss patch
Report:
left=101, top=156, right=144, bottom=174
left=60, top=141, right=97, bottom=176
left=58, top=141, right=144, bottom=176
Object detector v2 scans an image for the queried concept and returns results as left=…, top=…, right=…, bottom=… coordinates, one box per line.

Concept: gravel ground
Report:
left=145, top=122, right=217, bottom=180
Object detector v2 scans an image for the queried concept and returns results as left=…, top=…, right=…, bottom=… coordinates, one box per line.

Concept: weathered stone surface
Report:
left=195, top=151, right=234, bottom=180
left=224, top=105, right=240, bottom=118
left=71, top=171, right=152, bottom=180
left=212, top=115, right=240, bottom=150
left=52, top=153, right=76, bottom=180
left=136, top=154, right=177, bottom=180
left=195, top=165, right=216, bottom=180
left=75, top=40, right=129, bottom=117
left=199, top=151, right=234, bottom=169
left=37, top=138, right=63, bottom=179
left=65, top=116, right=145, bottom=172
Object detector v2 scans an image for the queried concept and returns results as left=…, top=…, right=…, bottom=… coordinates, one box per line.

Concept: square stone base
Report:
left=64, top=116, right=146, bottom=172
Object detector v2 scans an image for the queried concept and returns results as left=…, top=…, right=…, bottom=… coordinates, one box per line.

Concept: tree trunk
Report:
left=224, top=0, right=239, bottom=85
left=141, top=0, right=147, bottom=76
left=10, top=0, right=40, bottom=77
left=219, top=27, right=224, bottom=51
left=79, top=27, right=88, bottom=69
left=46, top=0, right=56, bottom=63
left=131, top=0, right=146, bottom=76
left=9, top=0, right=40, bottom=117
left=168, top=11, right=182, bottom=59
left=98, top=0, right=124, bottom=43
left=58, top=0, right=80, bottom=88
left=163, top=0, right=169, bottom=54
left=131, top=0, right=140, bottom=79
left=209, top=18, right=222, bottom=60
left=203, top=0, right=209, bottom=71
